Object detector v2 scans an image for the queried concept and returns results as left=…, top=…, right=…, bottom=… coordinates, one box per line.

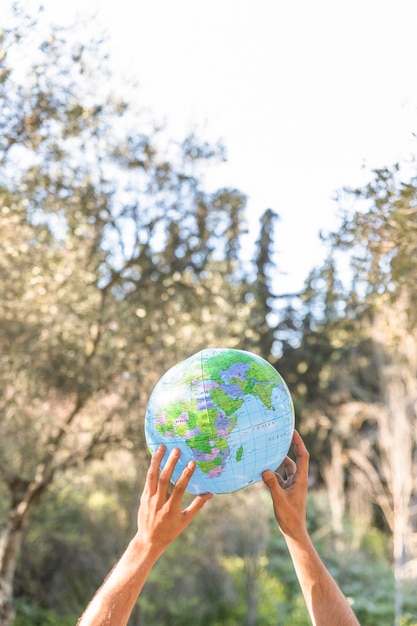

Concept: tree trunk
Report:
left=370, top=303, right=416, bottom=626
left=383, top=375, right=412, bottom=626
left=0, top=479, right=48, bottom=626
left=245, top=558, right=259, bottom=626
left=0, top=524, right=24, bottom=626
left=246, top=585, right=258, bottom=626
left=322, top=434, right=345, bottom=537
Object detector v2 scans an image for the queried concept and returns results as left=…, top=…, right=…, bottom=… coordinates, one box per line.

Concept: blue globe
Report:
left=145, top=348, right=294, bottom=494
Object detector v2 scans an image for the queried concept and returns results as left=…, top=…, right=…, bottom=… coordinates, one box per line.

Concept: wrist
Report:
left=282, top=526, right=314, bottom=553
left=280, top=521, right=309, bottom=543
left=129, top=534, right=165, bottom=565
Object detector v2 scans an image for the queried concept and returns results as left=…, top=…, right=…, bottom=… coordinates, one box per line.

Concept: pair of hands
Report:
left=79, top=432, right=360, bottom=626
left=136, top=430, right=309, bottom=551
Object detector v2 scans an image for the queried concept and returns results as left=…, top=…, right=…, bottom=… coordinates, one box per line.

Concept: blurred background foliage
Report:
left=0, top=4, right=416, bottom=625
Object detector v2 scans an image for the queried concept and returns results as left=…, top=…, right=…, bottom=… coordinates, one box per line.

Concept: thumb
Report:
left=262, top=470, right=284, bottom=495
left=183, top=492, right=213, bottom=520
left=262, top=469, right=276, bottom=487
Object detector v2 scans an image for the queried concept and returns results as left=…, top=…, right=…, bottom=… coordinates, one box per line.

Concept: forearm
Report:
left=284, top=531, right=360, bottom=626
left=77, top=537, right=161, bottom=626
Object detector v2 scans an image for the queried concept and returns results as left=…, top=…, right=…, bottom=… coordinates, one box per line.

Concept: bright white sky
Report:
left=5, top=0, right=417, bottom=293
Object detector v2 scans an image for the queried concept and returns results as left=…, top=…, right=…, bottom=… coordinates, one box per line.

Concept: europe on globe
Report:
left=145, top=348, right=295, bottom=494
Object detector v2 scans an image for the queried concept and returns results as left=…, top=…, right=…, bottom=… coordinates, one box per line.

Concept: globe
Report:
left=144, top=348, right=295, bottom=494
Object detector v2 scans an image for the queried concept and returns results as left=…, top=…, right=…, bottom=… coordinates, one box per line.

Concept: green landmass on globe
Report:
left=145, top=348, right=294, bottom=494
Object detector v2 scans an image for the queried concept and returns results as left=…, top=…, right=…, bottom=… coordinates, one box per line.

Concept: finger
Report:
left=282, top=456, right=297, bottom=478
left=157, top=448, right=180, bottom=499
left=182, top=492, right=213, bottom=524
left=262, top=469, right=284, bottom=501
left=266, top=470, right=285, bottom=487
left=145, top=445, right=166, bottom=495
left=291, top=430, right=310, bottom=478
left=275, top=472, right=285, bottom=487
left=171, top=459, right=196, bottom=498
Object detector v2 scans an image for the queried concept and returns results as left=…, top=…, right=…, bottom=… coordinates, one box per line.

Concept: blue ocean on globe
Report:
left=145, top=348, right=295, bottom=494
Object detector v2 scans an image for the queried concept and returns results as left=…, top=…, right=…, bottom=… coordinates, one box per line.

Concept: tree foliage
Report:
left=0, top=7, right=278, bottom=623
left=277, top=162, right=417, bottom=624
left=1, top=4, right=417, bottom=626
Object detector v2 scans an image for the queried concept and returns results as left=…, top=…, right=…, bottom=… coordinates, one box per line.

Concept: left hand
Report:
left=136, top=446, right=213, bottom=555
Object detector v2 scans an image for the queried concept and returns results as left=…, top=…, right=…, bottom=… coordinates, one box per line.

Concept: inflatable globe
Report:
left=145, top=348, right=294, bottom=494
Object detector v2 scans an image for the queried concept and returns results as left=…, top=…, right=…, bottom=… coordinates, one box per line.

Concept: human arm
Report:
left=262, top=430, right=360, bottom=626
left=77, top=445, right=213, bottom=626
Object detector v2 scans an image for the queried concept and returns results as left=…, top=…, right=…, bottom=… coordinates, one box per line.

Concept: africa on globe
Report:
left=144, top=348, right=295, bottom=494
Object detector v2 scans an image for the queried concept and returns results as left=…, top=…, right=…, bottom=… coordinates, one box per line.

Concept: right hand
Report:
left=262, top=430, right=310, bottom=539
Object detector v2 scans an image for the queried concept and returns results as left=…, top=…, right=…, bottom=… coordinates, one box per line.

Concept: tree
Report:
left=329, top=166, right=417, bottom=625
left=288, top=164, right=417, bottom=624
left=249, top=208, right=280, bottom=358
left=274, top=254, right=363, bottom=535
left=352, top=296, right=416, bottom=624
left=0, top=9, right=272, bottom=622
